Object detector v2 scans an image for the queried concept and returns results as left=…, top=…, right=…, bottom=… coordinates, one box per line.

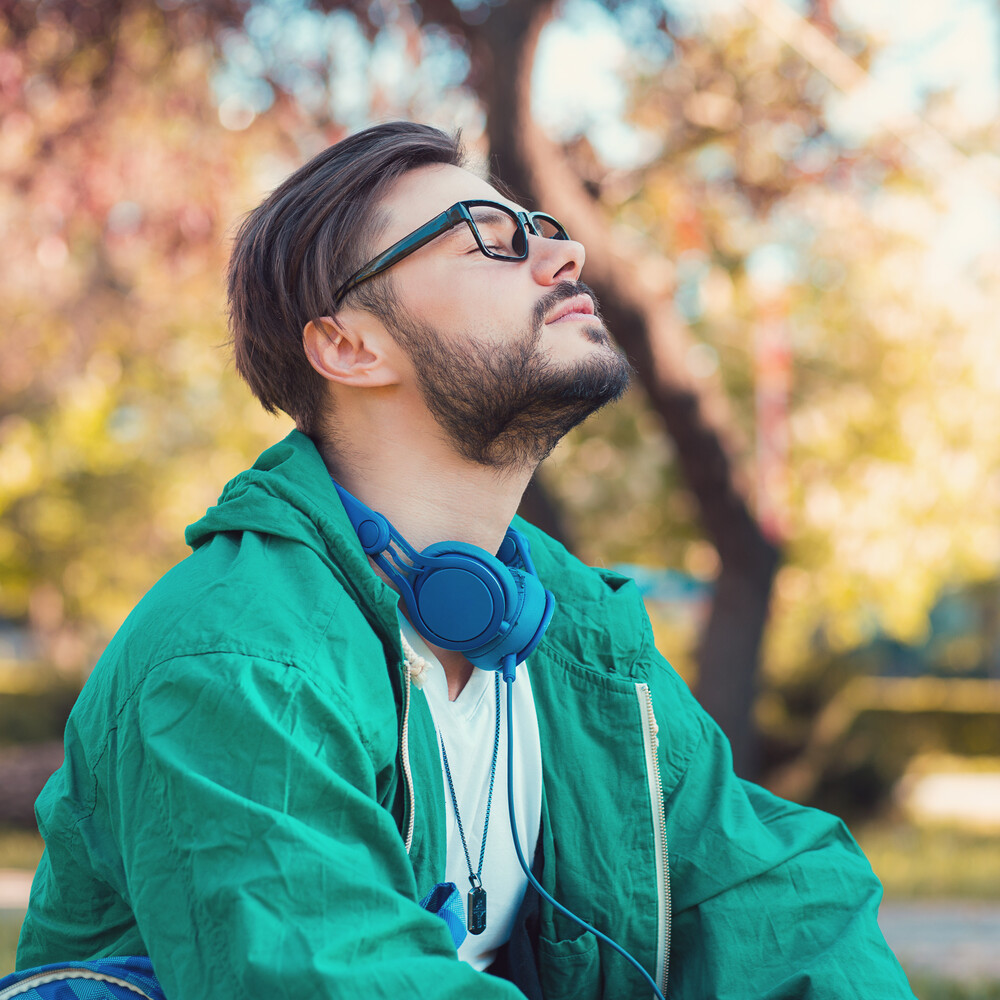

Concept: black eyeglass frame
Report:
left=331, top=199, right=570, bottom=309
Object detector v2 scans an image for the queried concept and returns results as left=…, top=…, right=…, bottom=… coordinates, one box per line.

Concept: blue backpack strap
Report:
left=0, top=957, right=165, bottom=1000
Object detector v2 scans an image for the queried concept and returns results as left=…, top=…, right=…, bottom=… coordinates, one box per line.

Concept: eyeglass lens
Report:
left=468, top=206, right=565, bottom=259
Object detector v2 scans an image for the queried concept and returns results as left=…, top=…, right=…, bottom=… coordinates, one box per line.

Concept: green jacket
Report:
left=19, top=431, right=914, bottom=999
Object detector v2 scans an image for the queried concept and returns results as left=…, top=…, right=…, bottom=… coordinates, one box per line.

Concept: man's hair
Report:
left=227, top=121, right=466, bottom=436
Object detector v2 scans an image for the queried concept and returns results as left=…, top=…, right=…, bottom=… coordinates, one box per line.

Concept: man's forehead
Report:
left=378, top=163, right=523, bottom=243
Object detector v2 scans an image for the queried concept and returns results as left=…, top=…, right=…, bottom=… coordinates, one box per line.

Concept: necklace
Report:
left=438, top=671, right=501, bottom=936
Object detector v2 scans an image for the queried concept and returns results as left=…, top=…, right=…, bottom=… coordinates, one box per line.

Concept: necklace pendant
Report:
left=467, top=885, right=487, bottom=935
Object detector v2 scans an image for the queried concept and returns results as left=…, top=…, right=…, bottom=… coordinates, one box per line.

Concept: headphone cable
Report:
left=502, top=669, right=666, bottom=1000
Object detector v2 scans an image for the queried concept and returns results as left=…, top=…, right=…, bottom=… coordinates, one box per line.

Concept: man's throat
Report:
left=430, top=645, right=476, bottom=701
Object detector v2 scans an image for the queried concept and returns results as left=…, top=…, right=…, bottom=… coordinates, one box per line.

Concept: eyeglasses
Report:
left=331, top=199, right=570, bottom=309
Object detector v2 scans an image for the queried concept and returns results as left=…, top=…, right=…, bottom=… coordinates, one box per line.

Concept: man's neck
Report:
left=316, top=422, right=535, bottom=698
left=318, top=404, right=533, bottom=551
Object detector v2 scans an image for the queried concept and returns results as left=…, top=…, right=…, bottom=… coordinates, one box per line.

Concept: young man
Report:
left=17, top=122, right=915, bottom=999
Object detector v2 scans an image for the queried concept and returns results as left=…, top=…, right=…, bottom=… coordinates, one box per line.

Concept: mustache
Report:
left=531, top=281, right=603, bottom=333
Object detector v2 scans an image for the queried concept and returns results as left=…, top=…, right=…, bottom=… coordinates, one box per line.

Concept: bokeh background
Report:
left=1, top=0, right=999, bottom=992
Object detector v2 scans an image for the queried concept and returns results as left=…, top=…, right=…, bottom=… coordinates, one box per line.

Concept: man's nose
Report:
left=528, top=233, right=585, bottom=286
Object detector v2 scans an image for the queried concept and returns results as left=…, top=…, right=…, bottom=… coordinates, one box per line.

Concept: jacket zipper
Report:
left=636, top=682, right=671, bottom=997
left=0, top=969, right=156, bottom=1000
left=400, top=662, right=415, bottom=853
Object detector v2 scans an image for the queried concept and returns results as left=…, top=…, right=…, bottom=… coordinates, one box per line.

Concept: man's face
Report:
left=364, top=164, right=632, bottom=469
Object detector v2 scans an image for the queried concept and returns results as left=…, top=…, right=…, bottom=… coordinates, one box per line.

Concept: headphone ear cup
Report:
left=463, top=567, right=550, bottom=672
left=413, top=542, right=517, bottom=646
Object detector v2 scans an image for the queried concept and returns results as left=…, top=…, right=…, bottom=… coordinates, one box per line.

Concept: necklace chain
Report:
left=438, top=672, right=501, bottom=890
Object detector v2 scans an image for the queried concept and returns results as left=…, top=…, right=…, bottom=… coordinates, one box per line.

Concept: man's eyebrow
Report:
left=468, top=208, right=513, bottom=227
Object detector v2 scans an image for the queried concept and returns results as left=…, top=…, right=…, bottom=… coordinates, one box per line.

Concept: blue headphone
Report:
left=332, top=479, right=555, bottom=680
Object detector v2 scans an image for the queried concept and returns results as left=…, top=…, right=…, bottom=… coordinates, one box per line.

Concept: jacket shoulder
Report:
left=75, top=528, right=397, bottom=772
left=513, top=517, right=633, bottom=600
left=121, top=529, right=375, bottom=672
left=515, top=517, right=706, bottom=773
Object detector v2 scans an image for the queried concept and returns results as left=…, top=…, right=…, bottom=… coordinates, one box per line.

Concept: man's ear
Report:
left=303, top=314, right=402, bottom=387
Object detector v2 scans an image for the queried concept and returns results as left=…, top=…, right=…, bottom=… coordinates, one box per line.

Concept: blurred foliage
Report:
left=756, top=578, right=1000, bottom=814
left=904, top=976, right=1000, bottom=1000
left=0, top=0, right=479, bottom=674
left=0, top=669, right=77, bottom=746
left=0, top=2, right=297, bottom=673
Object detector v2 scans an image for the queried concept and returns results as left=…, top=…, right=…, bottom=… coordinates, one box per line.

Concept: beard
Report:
left=385, top=281, right=633, bottom=470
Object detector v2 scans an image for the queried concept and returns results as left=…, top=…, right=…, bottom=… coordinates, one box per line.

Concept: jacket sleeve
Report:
left=114, top=652, right=522, bottom=1000
left=655, top=677, right=916, bottom=1000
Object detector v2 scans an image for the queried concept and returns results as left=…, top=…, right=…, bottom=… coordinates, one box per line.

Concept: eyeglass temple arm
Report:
left=332, top=204, right=470, bottom=308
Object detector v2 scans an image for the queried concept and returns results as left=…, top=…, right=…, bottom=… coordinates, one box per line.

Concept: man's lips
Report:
left=544, top=294, right=596, bottom=324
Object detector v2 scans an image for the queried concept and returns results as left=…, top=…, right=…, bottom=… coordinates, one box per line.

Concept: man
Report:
left=17, top=122, right=915, bottom=998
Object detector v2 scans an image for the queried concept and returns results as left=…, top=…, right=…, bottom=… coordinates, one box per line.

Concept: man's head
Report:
left=228, top=121, right=631, bottom=468
left=228, top=121, right=463, bottom=435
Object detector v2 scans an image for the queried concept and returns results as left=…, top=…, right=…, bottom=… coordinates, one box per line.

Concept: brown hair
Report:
left=227, top=121, right=466, bottom=436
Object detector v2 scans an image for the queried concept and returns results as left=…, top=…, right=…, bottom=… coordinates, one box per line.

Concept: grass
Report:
left=0, top=829, right=43, bottom=872
left=0, top=915, right=21, bottom=977
left=0, top=828, right=42, bottom=976
left=854, top=823, right=1000, bottom=900
left=906, top=972, right=1000, bottom=1000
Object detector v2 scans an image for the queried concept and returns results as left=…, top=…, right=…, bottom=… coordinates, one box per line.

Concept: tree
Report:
left=4, top=0, right=997, bottom=796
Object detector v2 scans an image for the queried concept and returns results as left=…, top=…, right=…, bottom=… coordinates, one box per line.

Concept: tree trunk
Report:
left=474, top=0, right=780, bottom=777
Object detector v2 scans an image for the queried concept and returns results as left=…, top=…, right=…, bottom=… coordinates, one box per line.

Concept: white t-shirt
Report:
left=398, top=614, right=542, bottom=972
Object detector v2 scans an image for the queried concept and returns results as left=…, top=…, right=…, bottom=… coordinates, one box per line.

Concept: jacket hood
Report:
left=185, top=430, right=400, bottom=640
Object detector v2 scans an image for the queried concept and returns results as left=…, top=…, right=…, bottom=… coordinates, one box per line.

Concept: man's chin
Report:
left=396, top=306, right=632, bottom=470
